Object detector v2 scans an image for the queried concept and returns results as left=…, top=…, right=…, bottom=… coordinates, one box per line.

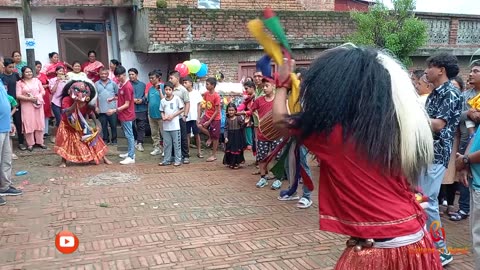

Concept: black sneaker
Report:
left=0, top=186, right=23, bottom=196
left=18, top=144, right=27, bottom=151
left=0, top=197, right=5, bottom=205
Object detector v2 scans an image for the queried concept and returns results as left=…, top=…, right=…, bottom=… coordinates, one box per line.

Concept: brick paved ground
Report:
left=0, top=141, right=475, bottom=269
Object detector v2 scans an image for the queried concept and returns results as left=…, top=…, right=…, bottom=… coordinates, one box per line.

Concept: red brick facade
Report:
left=147, top=9, right=354, bottom=49
left=142, top=0, right=335, bottom=11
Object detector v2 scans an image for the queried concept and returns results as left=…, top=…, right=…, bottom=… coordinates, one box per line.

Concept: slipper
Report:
left=252, top=171, right=261, bottom=175
left=233, top=165, right=240, bottom=169
left=297, top=197, right=313, bottom=209
left=278, top=194, right=300, bottom=201
left=197, top=153, right=204, bottom=158
left=206, top=139, right=212, bottom=147
left=206, top=157, right=217, bottom=162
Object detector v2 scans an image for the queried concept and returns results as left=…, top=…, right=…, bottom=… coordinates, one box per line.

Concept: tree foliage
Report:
left=349, top=0, right=428, bottom=66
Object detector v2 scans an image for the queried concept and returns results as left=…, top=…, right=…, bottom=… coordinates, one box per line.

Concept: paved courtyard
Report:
left=0, top=142, right=475, bottom=270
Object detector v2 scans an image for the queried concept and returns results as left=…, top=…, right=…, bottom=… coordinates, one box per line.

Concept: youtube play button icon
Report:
left=55, top=231, right=79, bottom=254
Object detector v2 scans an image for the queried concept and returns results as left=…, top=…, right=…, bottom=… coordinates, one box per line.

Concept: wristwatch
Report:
left=463, top=155, right=470, bottom=165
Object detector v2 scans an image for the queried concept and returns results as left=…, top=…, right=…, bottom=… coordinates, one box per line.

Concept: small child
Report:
left=7, top=94, right=18, bottom=160
left=159, top=82, right=184, bottom=166
left=223, top=103, right=246, bottom=169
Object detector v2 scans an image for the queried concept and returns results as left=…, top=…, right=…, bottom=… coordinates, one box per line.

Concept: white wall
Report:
left=0, top=7, right=169, bottom=83
left=0, top=7, right=112, bottom=66
left=115, top=8, right=170, bottom=83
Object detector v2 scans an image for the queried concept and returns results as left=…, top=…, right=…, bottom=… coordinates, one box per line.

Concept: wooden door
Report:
left=57, top=20, right=108, bottom=67
left=0, top=19, right=20, bottom=59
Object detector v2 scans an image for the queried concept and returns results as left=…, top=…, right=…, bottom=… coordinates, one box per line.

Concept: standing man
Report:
left=146, top=70, right=165, bottom=156
left=421, top=52, right=462, bottom=266
left=168, top=71, right=190, bottom=164
left=107, top=66, right=136, bottom=165
left=455, top=60, right=480, bottom=270
left=128, top=68, right=147, bottom=152
left=0, top=80, right=23, bottom=205
left=0, top=58, right=23, bottom=150
left=96, top=68, right=118, bottom=145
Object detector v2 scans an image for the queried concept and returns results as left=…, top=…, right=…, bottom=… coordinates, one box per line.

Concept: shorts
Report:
left=199, top=115, right=221, bottom=140
left=256, top=139, right=283, bottom=162
left=186, top=120, right=199, bottom=135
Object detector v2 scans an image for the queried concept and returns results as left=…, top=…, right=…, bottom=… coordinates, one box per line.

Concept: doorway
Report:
left=0, top=19, right=20, bottom=59
left=57, top=20, right=108, bottom=67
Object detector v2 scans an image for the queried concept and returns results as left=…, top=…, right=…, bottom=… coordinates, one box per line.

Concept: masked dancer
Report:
left=272, top=45, right=442, bottom=269
left=54, top=79, right=111, bottom=167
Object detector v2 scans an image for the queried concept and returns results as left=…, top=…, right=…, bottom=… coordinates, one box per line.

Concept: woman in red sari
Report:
left=54, top=79, right=111, bottom=167
left=81, top=50, right=104, bottom=82
left=42, top=52, right=72, bottom=79
left=35, top=61, right=52, bottom=136
left=272, top=45, right=442, bottom=269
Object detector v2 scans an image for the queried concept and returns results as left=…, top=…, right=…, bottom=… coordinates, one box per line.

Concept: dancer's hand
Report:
left=277, top=58, right=295, bottom=88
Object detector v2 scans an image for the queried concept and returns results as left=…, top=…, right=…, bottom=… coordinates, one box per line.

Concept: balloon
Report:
left=175, top=63, right=189, bottom=77
left=196, top=63, right=208, bottom=77
left=189, top=59, right=201, bottom=73
left=183, top=60, right=192, bottom=71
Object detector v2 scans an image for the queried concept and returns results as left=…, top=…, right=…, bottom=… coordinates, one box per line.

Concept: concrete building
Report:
left=0, top=0, right=479, bottom=82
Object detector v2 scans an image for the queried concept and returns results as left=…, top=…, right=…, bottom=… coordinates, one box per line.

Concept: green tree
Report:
left=349, top=0, right=428, bottom=66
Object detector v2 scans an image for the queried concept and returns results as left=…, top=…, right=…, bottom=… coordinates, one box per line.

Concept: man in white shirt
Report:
left=182, top=76, right=203, bottom=158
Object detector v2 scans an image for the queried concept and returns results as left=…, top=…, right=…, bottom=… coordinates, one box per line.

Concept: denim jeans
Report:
left=163, top=130, right=181, bottom=164
left=284, top=145, right=312, bottom=199
left=99, top=113, right=117, bottom=143
left=51, top=103, right=62, bottom=127
left=418, top=164, right=447, bottom=250
left=121, top=121, right=135, bottom=159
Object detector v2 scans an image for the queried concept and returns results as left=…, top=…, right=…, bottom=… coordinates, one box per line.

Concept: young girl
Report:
left=223, top=103, right=246, bottom=169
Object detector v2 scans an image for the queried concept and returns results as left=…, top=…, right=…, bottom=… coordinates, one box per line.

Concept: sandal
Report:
left=233, top=165, right=240, bottom=169
left=39, top=145, right=47, bottom=149
left=27, top=146, right=33, bottom=152
left=197, top=153, right=204, bottom=158
left=206, top=156, right=217, bottom=162
left=449, top=210, right=469, bottom=221
left=252, top=171, right=261, bottom=175
left=297, top=197, right=313, bottom=209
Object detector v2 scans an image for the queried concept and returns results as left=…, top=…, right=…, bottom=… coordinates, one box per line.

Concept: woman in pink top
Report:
left=16, top=66, right=46, bottom=151
left=48, top=66, right=68, bottom=143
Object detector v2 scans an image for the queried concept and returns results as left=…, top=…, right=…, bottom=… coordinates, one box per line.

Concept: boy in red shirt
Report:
left=249, top=78, right=282, bottom=189
left=106, top=65, right=136, bottom=165
left=197, top=77, right=221, bottom=162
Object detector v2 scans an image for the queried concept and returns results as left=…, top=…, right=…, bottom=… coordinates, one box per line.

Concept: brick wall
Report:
left=143, top=0, right=310, bottom=10
left=147, top=9, right=354, bottom=48
left=191, top=49, right=324, bottom=82
left=0, top=0, right=133, bottom=7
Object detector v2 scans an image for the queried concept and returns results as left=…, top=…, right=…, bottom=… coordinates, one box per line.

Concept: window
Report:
left=198, top=0, right=220, bottom=9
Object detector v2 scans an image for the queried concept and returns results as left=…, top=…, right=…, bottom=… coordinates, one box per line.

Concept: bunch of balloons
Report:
left=174, top=59, right=209, bottom=79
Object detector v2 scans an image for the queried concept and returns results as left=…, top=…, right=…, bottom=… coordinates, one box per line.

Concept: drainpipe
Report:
left=110, top=8, right=121, bottom=62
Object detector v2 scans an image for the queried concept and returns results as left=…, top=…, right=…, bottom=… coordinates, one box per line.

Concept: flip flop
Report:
left=206, top=157, right=217, bottom=162
left=197, top=153, right=204, bottom=158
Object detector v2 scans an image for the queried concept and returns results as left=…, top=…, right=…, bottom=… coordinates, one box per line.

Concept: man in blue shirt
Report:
left=146, top=70, right=164, bottom=156
left=96, top=68, right=118, bottom=145
left=420, top=52, right=462, bottom=266
left=128, top=68, right=147, bottom=152
left=455, top=60, right=480, bottom=269
left=0, top=80, right=23, bottom=205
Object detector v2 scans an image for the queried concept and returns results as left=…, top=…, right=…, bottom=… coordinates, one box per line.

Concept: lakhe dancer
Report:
left=272, top=45, right=442, bottom=269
